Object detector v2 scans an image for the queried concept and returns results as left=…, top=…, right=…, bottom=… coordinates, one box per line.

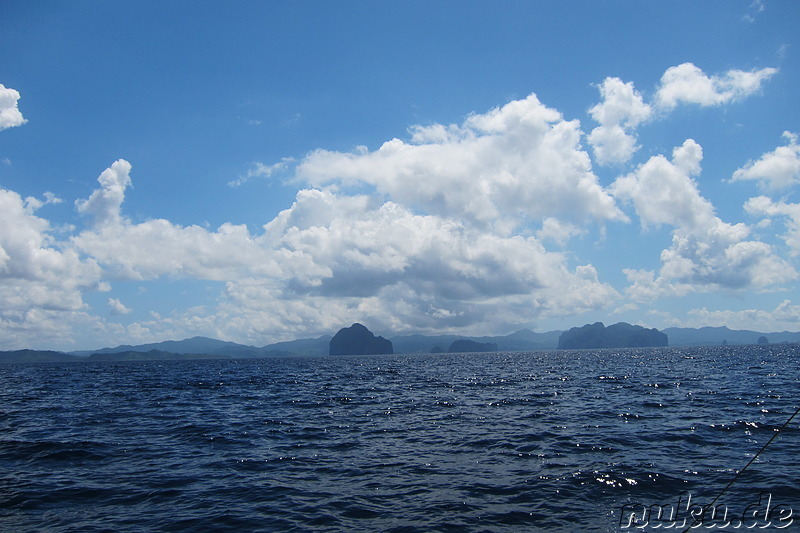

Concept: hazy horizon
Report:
left=8, top=321, right=800, bottom=355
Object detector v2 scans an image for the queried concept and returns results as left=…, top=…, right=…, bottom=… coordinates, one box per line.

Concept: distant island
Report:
left=329, top=323, right=393, bottom=356
left=557, top=322, right=668, bottom=350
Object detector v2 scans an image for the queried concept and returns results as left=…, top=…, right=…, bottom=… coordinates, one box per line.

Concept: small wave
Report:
left=0, top=439, right=111, bottom=463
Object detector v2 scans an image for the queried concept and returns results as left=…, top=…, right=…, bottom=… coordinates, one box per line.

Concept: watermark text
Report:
left=619, top=492, right=794, bottom=529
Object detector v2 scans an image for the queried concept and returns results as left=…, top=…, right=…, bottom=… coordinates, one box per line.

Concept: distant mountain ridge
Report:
left=448, top=339, right=497, bottom=353
left=3, top=325, right=800, bottom=364
left=391, top=328, right=562, bottom=354
left=265, top=335, right=332, bottom=357
left=663, top=327, right=800, bottom=346
left=69, top=336, right=266, bottom=357
left=0, top=349, right=79, bottom=363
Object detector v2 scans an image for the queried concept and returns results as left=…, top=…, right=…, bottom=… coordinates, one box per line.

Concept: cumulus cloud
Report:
left=0, top=188, right=101, bottom=297
left=76, top=159, right=133, bottom=227
left=586, top=64, right=777, bottom=166
left=587, top=77, right=652, bottom=165
left=612, top=140, right=711, bottom=230
left=293, top=93, right=626, bottom=231
left=0, top=187, right=103, bottom=348
left=71, top=161, right=621, bottom=343
left=536, top=217, right=585, bottom=246
left=612, top=139, right=796, bottom=300
left=262, top=188, right=615, bottom=303
left=731, top=132, right=800, bottom=191
left=3, top=61, right=794, bottom=349
left=214, top=260, right=618, bottom=344
left=0, top=84, right=27, bottom=131
left=75, top=218, right=279, bottom=281
left=745, top=196, right=800, bottom=255
left=73, top=160, right=279, bottom=281
left=217, top=187, right=621, bottom=340
left=108, top=297, right=132, bottom=315
left=688, top=299, right=800, bottom=331
left=655, top=63, right=777, bottom=110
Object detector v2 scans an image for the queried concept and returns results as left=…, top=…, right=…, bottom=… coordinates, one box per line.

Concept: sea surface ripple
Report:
left=1, top=345, right=798, bottom=531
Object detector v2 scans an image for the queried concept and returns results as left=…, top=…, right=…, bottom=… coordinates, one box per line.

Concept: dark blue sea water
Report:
left=1, top=345, right=799, bottom=532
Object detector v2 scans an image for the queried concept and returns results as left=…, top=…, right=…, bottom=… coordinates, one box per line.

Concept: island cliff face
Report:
left=557, top=322, right=668, bottom=349
left=329, top=323, right=394, bottom=356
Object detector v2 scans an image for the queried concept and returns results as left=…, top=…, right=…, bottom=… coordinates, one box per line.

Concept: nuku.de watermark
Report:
left=619, top=492, right=794, bottom=529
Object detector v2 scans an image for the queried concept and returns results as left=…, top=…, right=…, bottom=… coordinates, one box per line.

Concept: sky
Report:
left=1, top=1, right=800, bottom=351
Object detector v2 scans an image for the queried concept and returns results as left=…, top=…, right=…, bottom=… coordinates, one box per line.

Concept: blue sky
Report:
left=1, top=1, right=799, bottom=350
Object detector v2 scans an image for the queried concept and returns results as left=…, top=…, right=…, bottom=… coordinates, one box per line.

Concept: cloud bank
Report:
left=0, top=62, right=796, bottom=349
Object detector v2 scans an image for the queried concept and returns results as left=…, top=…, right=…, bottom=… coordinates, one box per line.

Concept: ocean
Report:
left=1, top=345, right=798, bottom=531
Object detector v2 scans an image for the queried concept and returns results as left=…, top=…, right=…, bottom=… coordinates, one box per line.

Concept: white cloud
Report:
left=108, top=297, right=131, bottom=315
left=611, top=140, right=712, bottom=230
left=4, top=60, right=796, bottom=349
left=212, top=256, right=618, bottom=344
left=612, top=140, right=796, bottom=300
left=0, top=188, right=101, bottom=296
left=536, top=217, right=585, bottom=246
left=293, top=93, right=626, bottom=231
left=655, top=63, right=777, bottom=110
left=587, top=125, right=638, bottom=167
left=0, top=187, right=103, bottom=348
left=265, top=189, right=556, bottom=300
left=228, top=158, right=294, bottom=188
left=67, top=161, right=622, bottom=344
left=74, top=218, right=279, bottom=281
left=75, top=159, right=133, bottom=227
left=0, top=84, right=27, bottom=131
left=745, top=195, right=800, bottom=255
left=257, top=188, right=619, bottom=333
left=73, top=160, right=280, bottom=281
left=687, top=300, right=800, bottom=331
left=587, top=77, right=652, bottom=165
left=587, top=64, right=777, bottom=166
left=731, top=132, right=800, bottom=191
